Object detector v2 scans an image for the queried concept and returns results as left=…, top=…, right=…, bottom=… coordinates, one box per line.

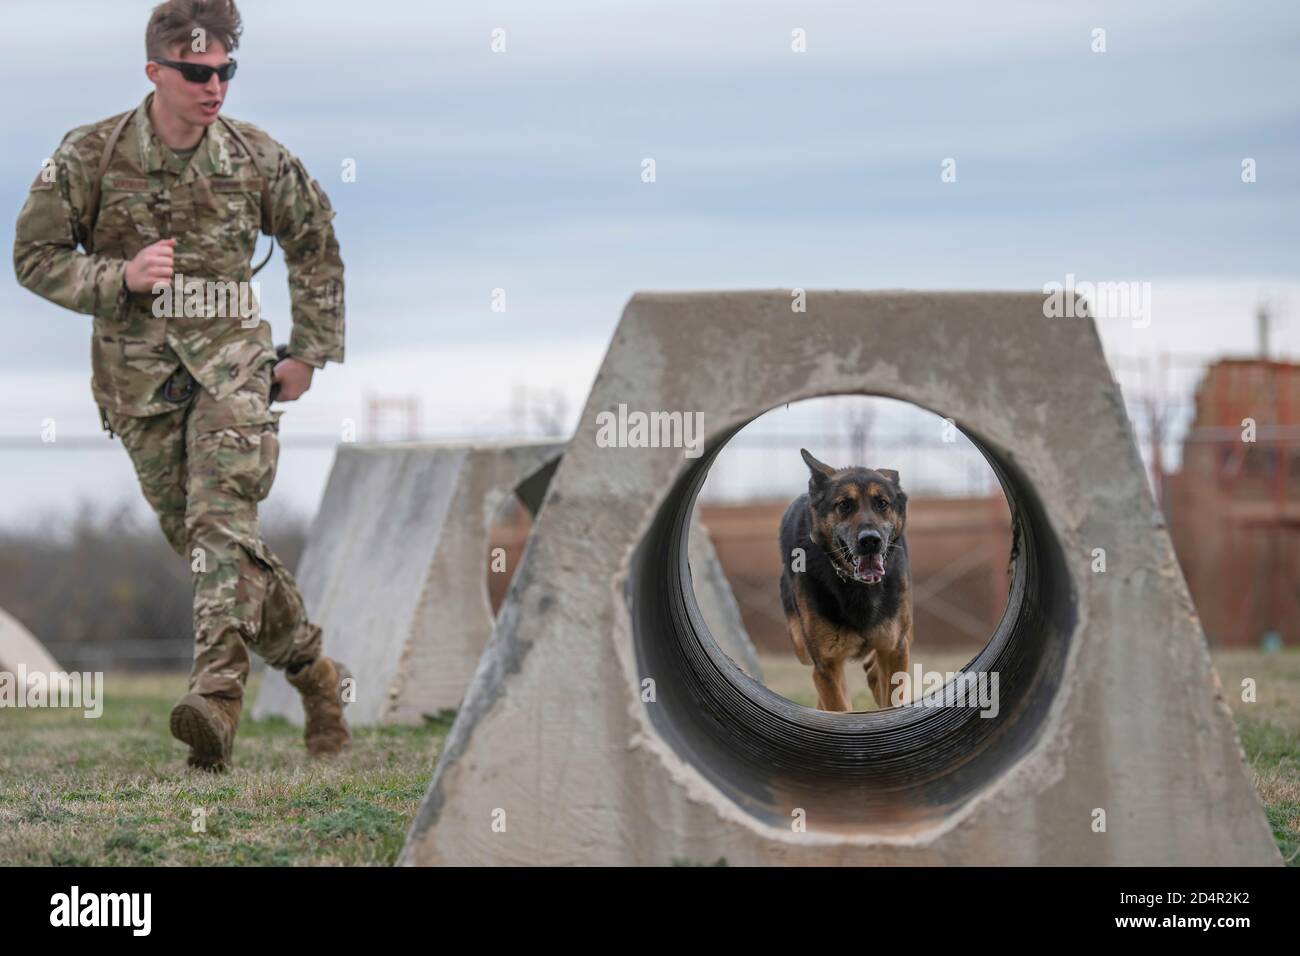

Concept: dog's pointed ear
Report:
left=801, top=448, right=835, bottom=496
left=876, top=468, right=900, bottom=486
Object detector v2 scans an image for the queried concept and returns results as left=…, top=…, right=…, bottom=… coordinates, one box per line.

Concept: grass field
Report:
left=0, top=652, right=1295, bottom=866
left=0, top=672, right=449, bottom=866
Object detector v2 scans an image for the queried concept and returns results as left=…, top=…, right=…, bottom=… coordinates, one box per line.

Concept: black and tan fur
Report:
left=778, top=448, right=913, bottom=712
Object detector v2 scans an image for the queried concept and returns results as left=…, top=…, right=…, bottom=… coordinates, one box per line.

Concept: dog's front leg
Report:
left=872, top=640, right=912, bottom=707
left=812, top=660, right=851, bottom=712
left=863, top=649, right=881, bottom=705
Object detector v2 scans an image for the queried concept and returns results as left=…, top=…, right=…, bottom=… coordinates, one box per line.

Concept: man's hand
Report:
left=272, top=356, right=314, bottom=402
left=124, top=238, right=177, bottom=294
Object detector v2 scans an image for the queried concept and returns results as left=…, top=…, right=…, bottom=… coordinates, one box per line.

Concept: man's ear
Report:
left=145, top=61, right=162, bottom=85
left=801, top=448, right=835, bottom=498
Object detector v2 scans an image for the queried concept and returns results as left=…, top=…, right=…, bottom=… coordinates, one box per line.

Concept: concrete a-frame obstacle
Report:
left=254, top=441, right=558, bottom=725
left=400, top=291, right=1280, bottom=866
left=0, top=606, right=60, bottom=674
left=253, top=440, right=759, bottom=726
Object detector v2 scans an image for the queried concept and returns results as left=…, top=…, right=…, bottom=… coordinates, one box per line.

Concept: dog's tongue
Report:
left=870, top=554, right=885, bottom=575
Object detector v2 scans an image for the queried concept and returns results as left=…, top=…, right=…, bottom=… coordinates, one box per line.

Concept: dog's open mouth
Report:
left=852, top=553, right=886, bottom=585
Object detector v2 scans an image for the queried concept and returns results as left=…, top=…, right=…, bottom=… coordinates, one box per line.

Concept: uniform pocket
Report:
left=202, top=177, right=264, bottom=245
left=97, top=176, right=161, bottom=248
left=191, top=418, right=280, bottom=504
left=186, top=359, right=281, bottom=503
left=256, top=415, right=282, bottom=502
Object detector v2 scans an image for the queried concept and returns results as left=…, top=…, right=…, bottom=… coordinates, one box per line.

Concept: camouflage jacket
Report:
left=13, top=93, right=344, bottom=417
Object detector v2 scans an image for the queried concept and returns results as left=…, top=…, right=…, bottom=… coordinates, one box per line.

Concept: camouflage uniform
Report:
left=13, top=92, right=344, bottom=701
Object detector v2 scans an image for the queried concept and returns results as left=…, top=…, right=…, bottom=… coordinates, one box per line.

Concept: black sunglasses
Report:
left=150, top=57, right=237, bottom=83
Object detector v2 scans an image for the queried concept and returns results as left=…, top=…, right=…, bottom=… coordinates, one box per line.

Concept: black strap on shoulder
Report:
left=83, top=110, right=133, bottom=255
left=219, top=117, right=275, bottom=276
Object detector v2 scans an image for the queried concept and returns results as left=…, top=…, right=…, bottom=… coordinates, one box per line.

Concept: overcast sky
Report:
left=1, top=0, right=1297, bottom=526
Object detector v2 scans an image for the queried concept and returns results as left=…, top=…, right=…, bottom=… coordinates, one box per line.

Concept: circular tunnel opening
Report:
left=628, top=396, right=1076, bottom=833
left=689, top=396, right=1016, bottom=712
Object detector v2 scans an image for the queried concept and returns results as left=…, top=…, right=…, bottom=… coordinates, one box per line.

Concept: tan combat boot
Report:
left=286, top=656, right=352, bottom=756
left=170, top=693, right=242, bottom=772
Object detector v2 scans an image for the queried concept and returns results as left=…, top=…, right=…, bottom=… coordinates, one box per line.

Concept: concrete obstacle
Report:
left=253, top=440, right=759, bottom=725
left=0, top=606, right=60, bottom=675
left=400, top=291, right=1280, bottom=866
left=253, top=440, right=559, bottom=725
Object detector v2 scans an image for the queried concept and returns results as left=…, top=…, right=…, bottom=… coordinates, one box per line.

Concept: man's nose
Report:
left=857, top=529, right=882, bottom=554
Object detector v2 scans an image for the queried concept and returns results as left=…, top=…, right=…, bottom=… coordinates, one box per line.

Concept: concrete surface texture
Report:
left=0, top=606, right=60, bottom=674
left=399, top=291, right=1281, bottom=866
left=253, top=439, right=762, bottom=725
left=253, top=440, right=562, bottom=725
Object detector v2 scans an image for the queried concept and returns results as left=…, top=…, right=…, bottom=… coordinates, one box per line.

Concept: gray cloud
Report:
left=2, top=0, right=1297, bottom=373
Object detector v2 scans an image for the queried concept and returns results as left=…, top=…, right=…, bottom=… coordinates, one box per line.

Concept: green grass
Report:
left=1, top=652, right=1295, bottom=865
left=1236, top=717, right=1300, bottom=864
left=1207, top=651, right=1300, bottom=865
left=0, top=672, right=446, bottom=866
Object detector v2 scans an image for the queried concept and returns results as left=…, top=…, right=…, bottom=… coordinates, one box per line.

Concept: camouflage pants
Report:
left=104, top=361, right=321, bottom=700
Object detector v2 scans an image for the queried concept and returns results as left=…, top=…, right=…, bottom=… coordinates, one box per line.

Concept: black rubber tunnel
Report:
left=627, top=401, right=1076, bottom=832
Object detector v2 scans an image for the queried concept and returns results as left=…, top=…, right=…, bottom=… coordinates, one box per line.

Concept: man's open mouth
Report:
left=851, top=553, right=886, bottom=585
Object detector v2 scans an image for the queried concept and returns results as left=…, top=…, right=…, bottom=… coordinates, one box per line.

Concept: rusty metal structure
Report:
left=1166, top=359, right=1300, bottom=647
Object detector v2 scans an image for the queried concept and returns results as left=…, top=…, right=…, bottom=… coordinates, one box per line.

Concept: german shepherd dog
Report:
left=779, top=449, right=913, bottom=712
